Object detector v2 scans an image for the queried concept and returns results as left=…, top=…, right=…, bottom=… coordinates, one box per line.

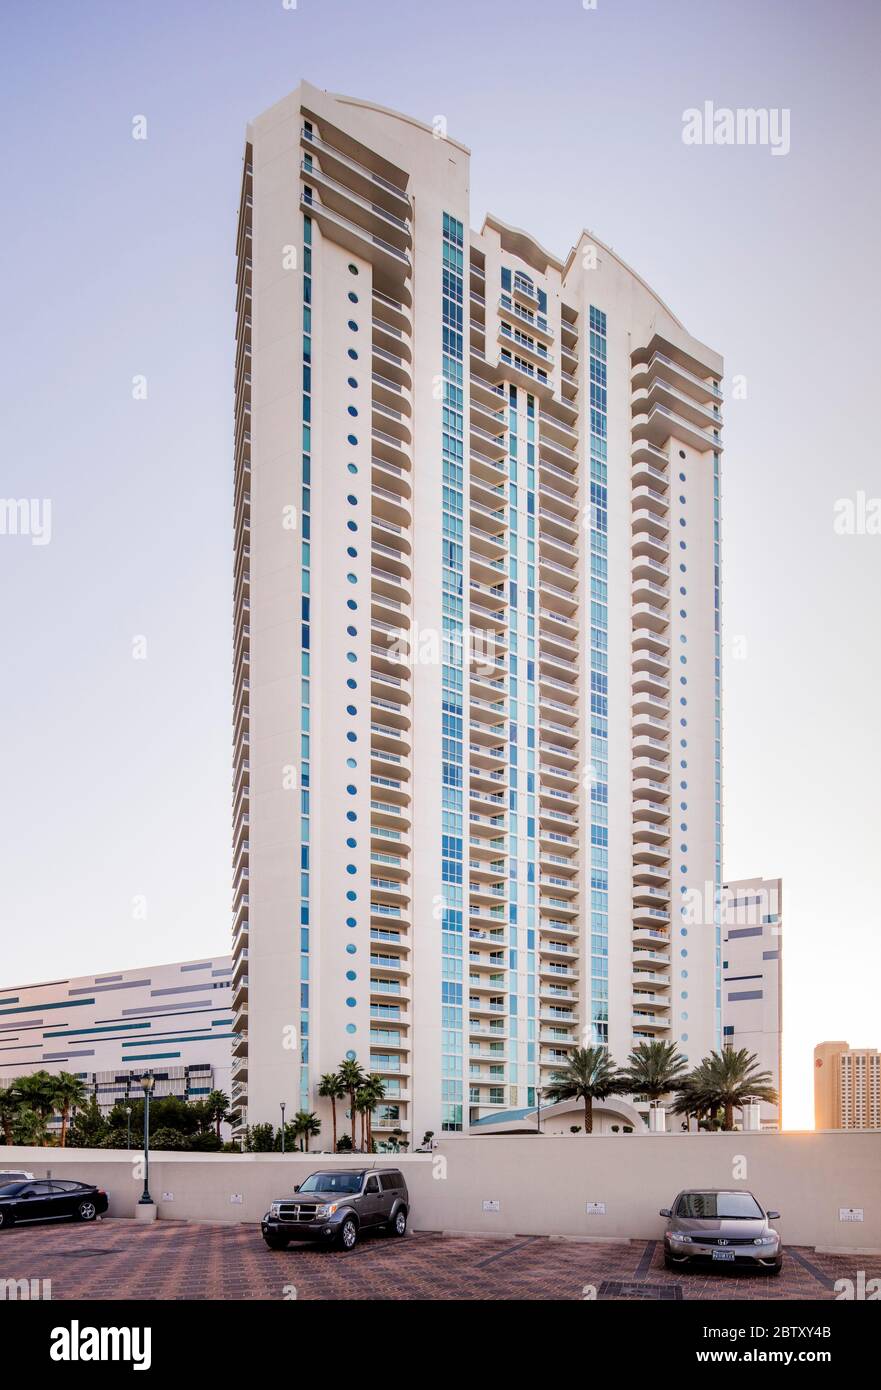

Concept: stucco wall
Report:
left=4, top=1130, right=879, bottom=1253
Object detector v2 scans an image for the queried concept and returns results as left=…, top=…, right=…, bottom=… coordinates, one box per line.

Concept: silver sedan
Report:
left=660, top=1189, right=782, bottom=1273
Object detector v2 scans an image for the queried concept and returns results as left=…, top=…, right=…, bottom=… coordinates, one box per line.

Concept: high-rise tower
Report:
left=231, top=83, right=724, bottom=1143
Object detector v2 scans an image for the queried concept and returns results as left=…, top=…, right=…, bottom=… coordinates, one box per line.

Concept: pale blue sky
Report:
left=1, top=0, right=879, bottom=1127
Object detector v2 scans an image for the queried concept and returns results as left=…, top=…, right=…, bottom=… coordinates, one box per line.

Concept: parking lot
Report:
left=2, top=1217, right=878, bottom=1300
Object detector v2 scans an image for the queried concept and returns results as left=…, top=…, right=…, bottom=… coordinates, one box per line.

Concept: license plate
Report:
left=712, top=1249, right=736, bottom=1262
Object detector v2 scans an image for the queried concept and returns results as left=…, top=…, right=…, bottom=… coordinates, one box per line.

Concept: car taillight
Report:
left=97, top=1190, right=106, bottom=1197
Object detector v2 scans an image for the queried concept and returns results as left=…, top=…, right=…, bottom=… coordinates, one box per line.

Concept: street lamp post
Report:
left=125, top=1105, right=132, bottom=1151
left=536, top=1086, right=542, bottom=1135
left=280, top=1102, right=286, bottom=1154
left=138, top=1073, right=155, bottom=1207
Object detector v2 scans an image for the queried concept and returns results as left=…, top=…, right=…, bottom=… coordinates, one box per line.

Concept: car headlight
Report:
left=753, top=1236, right=777, bottom=1245
left=670, top=1233, right=692, bottom=1243
left=316, top=1202, right=339, bottom=1218
left=269, top=1203, right=281, bottom=1218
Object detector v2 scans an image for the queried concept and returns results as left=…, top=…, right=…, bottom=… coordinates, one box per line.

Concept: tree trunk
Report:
left=584, top=1095, right=593, bottom=1135
left=350, top=1093, right=357, bottom=1148
left=60, top=1106, right=69, bottom=1148
left=331, top=1099, right=338, bottom=1152
left=724, top=1101, right=734, bottom=1131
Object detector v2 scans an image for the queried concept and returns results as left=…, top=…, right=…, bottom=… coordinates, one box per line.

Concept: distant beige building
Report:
left=815, top=1041, right=881, bottom=1130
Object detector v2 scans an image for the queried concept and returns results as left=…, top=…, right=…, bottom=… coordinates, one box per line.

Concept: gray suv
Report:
left=262, top=1167, right=409, bottom=1251
left=661, top=1189, right=782, bottom=1273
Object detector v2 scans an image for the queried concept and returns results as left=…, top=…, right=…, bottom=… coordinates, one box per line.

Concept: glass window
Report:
left=297, top=1172, right=363, bottom=1194
left=675, top=1191, right=763, bottom=1219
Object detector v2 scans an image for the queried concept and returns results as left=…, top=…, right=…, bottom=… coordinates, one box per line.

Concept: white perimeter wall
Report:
left=6, top=1131, right=880, bottom=1254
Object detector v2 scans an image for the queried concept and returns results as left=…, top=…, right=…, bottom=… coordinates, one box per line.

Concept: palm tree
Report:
left=352, top=1089, right=370, bottom=1151
left=617, top=1040, right=689, bottom=1114
left=292, top=1110, right=321, bottom=1152
left=318, top=1072, right=346, bottom=1151
left=543, top=1046, right=622, bottom=1135
left=13, top=1106, right=50, bottom=1146
left=670, top=1073, right=704, bottom=1132
left=205, top=1089, right=232, bottom=1141
left=0, top=1086, right=18, bottom=1145
left=337, top=1059, right=367, bottom=1149
left=355, top=1075, right=387, bottom=1153
left=684, top=1049, right=777, bottom=1131
left=13, top=1072, right=59, bottom=1145
left=51, top=1073, right=88, bottom=1148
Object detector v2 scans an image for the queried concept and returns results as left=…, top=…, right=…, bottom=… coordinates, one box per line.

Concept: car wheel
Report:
left=664, top=1254, right=684, bottom=1271
left=76, top=1200, right=97, bottom=1222
left=0, top=1210, right=13, bottom=1229
left=263, top=1234, right=289, bottom=1251
left=338, top=1217, right=358, bottom=1251
left=390, top=1207, right=407, bottom=1237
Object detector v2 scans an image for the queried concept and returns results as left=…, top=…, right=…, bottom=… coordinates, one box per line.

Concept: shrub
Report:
left=149, top=1128, right=187, bottom=1150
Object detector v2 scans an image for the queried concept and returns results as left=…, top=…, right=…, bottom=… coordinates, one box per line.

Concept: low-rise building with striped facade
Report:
left=0, top=956, right=233, bottom=1124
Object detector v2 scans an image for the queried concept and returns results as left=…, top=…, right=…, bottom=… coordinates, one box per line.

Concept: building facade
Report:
left=0, top=957, right=233, bottom=1126
left=815, top=1041, right=881, bottom=1130
left=721, top=875, right=782, bottom=1128
left=232, top=82, right=724, bottom=1143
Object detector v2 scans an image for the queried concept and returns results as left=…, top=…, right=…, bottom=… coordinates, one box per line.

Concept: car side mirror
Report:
left=767, top=1211, right=780, bottom=1220
left=293, top=1184, right=300, bottom=1193
left=659, top=1208, right=672, bottom=1218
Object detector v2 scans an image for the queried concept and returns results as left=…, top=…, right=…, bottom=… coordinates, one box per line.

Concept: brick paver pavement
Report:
left=1, top=1218, right=877, bottom=1300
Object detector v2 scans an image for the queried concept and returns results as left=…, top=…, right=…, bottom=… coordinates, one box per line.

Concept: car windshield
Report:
left=0, top=1182, right=26, bottom=1196
left=676, top=1192, right=763, bottom=1219
left=297, top=1172, right=362, bottom=1194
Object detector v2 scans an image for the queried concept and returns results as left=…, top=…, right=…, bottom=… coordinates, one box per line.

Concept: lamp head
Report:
left=139, top=1072, right=155, bottom=1095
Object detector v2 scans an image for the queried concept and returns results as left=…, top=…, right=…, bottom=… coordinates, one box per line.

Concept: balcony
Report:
left=372, top=340, right=412, bottom=391
left=499, top=292, right=553, bottom=341
left=631, top=1012, right=670, bottom=1033
left=539, top=458, right=579, bottom=499
left=632, top=990, right=671, bottom=1013
left=631, top=439, right=671, bottom=472
left=631, top=350, right=722, bottom=407
left=300, top=126, right=411, bottom=216
left=632, top=601, right=669, bottom=635
left=632, top=404, right=722, bottom=456
left=632, top=835, right=670, bottom=866
left=632, top=377, right=721, bottom=435
left=632, top=779, right=670, bottom=807
left=632, top=816, right=670, bottom=848
left=300, top=159, right=411, bottom=247
left=631, top=484, right=669, bottom=518
left=631, top=577, right=669, bottom=611
left=632, top=947, right=671, bottom=969
left=300, top=188, right=412, bottom=289
left=631, top=462, right=669, bottom=498
left=632, top=507, right=669, bottom=541
left=373, top=290, right=412, bottom=343
left=469, top=419, right=507, bottom=461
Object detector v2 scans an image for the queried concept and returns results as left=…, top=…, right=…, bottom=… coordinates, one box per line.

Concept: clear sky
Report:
left=1, top=0, right=879, bottom=1130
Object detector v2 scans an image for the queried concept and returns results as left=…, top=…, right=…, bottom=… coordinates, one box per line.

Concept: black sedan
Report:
left=0, top=1179, right=108, bottom=1229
